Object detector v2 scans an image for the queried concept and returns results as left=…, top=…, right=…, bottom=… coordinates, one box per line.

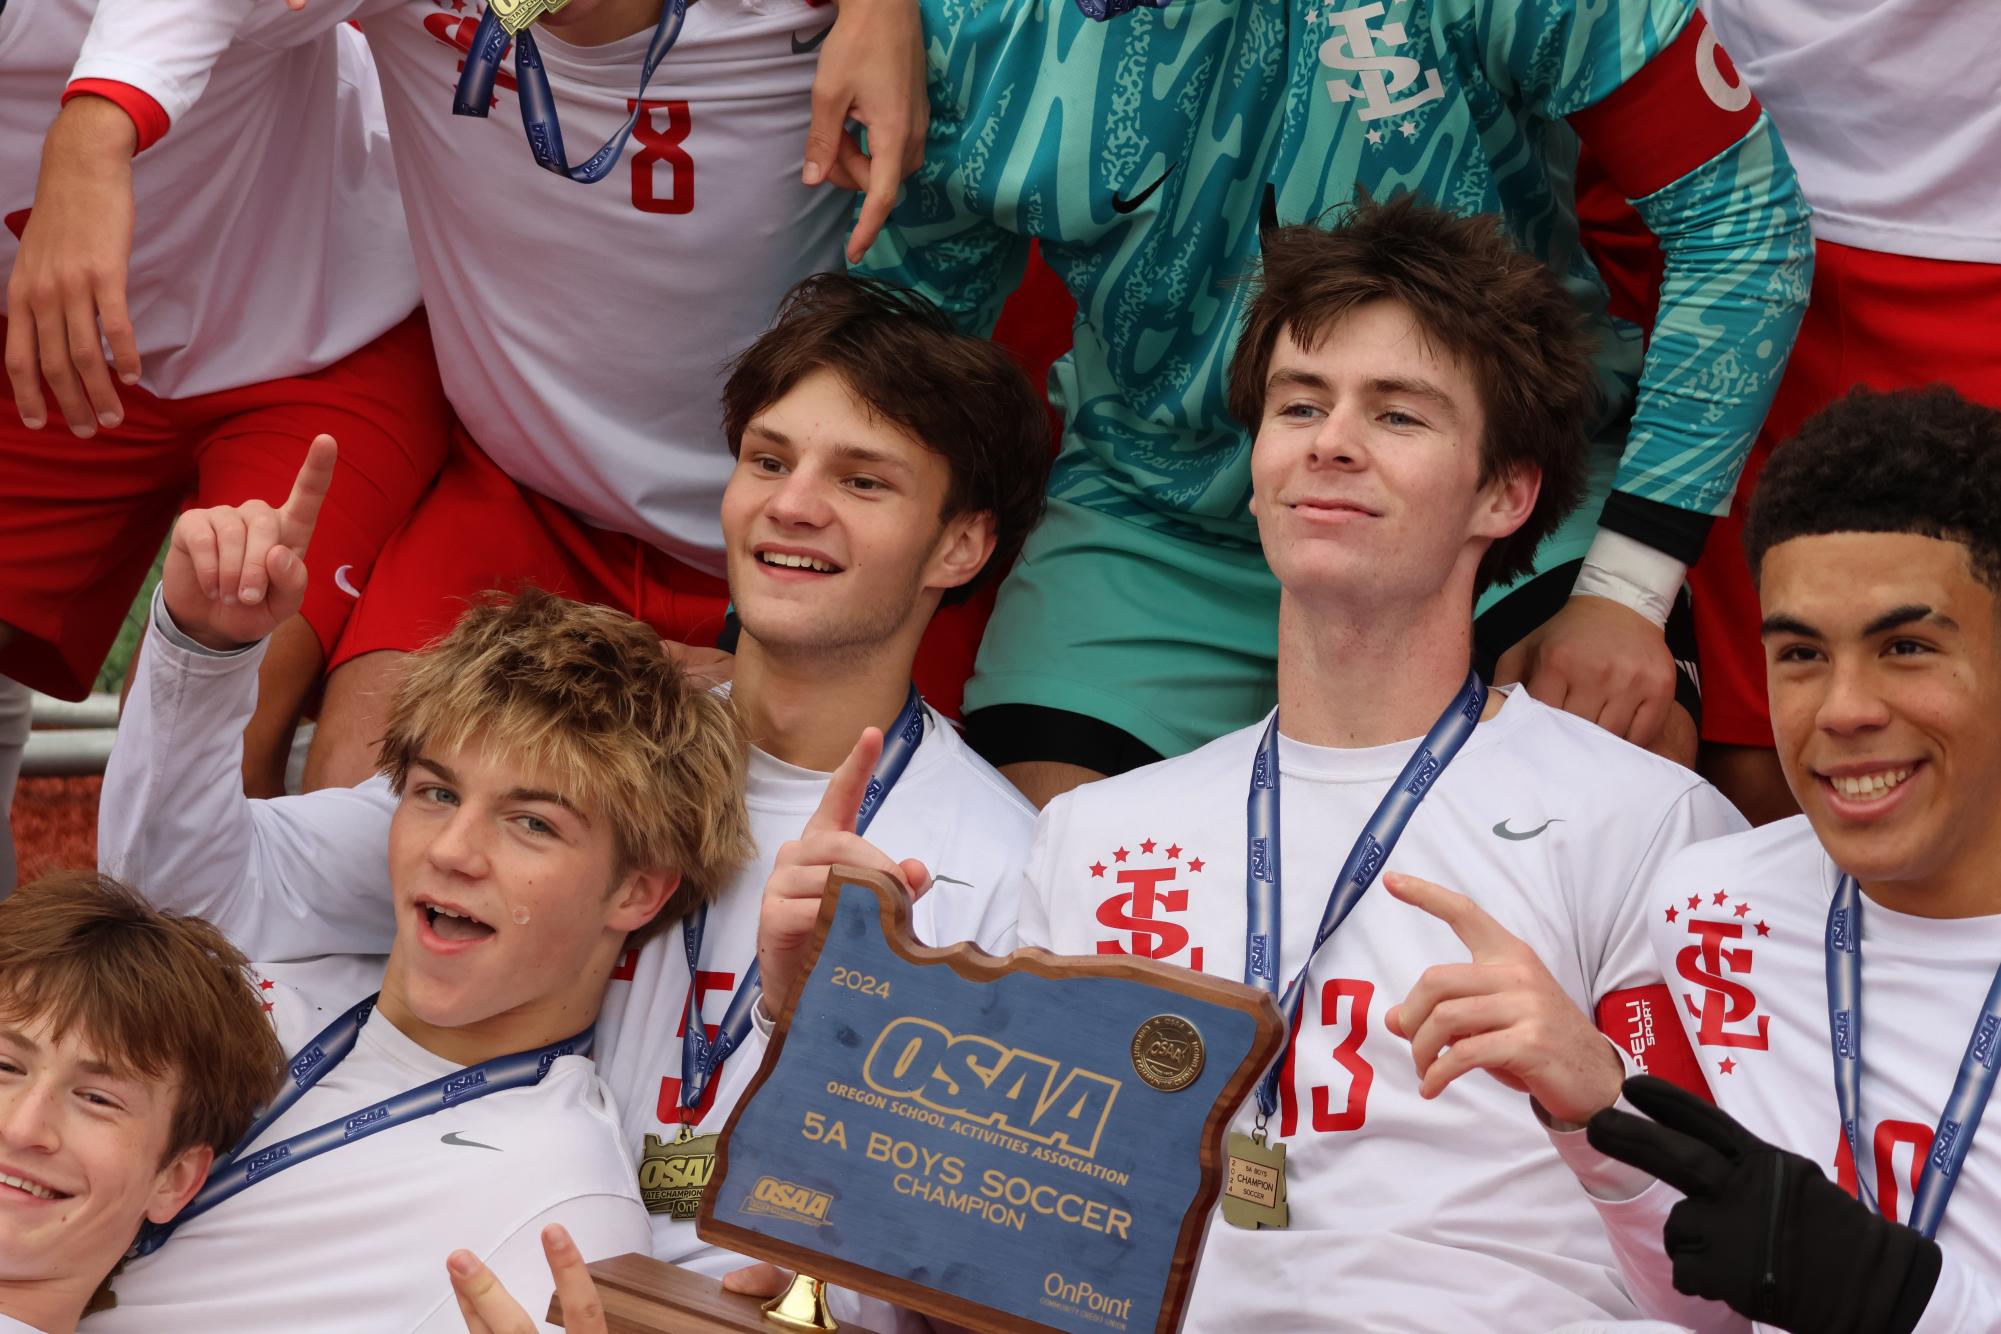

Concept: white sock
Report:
left=0, top=677, right=31, bottom=896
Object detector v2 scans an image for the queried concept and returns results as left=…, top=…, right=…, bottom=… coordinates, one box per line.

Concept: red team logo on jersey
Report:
left=1669, top=888, right=1773, bottom=1057
left=1090, top=838, right=1206, bottom=970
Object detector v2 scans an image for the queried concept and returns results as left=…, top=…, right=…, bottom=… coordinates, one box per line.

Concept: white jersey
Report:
left=80, top=954, right=649, bottom=1334
left=0, top=3, right=415, bottom=398
left=1700, top=0, right=2001, bottom=263
left=1019, top=691, right=1747, bottom=1330
left=73, top=0, right=848, bottom=573
left=0, top=1315, right=42, bottom=1333
left=1564, top=818, right=2001, bottom=1333
left=100, top=596, right=1035, bottom=1286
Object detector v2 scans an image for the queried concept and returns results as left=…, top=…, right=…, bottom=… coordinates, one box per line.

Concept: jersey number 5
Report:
left=629, top=98, right=694, bottom=215
left=1279, top=977, right=1377, bottom=1137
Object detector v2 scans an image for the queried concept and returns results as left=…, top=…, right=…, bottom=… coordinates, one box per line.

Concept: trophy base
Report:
left=549, top=1254, right=885, bottom=1334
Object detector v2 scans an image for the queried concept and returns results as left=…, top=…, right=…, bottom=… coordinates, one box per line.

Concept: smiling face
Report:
left=1762, top=532, right=2001, bottom=908
left=0, top=1017, right=207, bottom=1301
left=1248, top=301, right=1534, bottom=610
left=382, top=730, right=673, bottom=1056
left=721, top=368, right=994, bottom=664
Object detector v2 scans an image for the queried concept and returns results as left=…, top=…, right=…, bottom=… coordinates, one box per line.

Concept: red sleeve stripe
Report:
left=1565, top=12, right=1763, bottom=203
left=61, top=79, right=171, bottom=154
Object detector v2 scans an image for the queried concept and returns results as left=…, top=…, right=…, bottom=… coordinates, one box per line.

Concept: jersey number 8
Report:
left=629, top=98, right=694, bottom=216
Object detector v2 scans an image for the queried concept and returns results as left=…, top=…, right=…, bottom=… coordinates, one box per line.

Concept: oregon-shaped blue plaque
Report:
left=699, top=868, right=1283, bottom=1333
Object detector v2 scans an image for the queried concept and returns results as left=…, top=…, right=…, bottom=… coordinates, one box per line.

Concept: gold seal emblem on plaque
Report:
left=1130, top=1014, right=1205, bottom=1092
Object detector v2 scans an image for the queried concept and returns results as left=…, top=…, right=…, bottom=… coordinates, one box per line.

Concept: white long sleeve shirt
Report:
left=102, top=593, right=1034, bottom=1289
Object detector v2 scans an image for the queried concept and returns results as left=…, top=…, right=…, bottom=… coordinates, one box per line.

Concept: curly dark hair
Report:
left=721, top=273, right=1052, bottom=604
left=1228, top=193, right=1596, bottom=592
left=1744, top=385, right=2001, bottom=587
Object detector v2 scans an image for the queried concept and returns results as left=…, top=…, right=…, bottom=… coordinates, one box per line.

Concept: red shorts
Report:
left=0, top=310, right=450, bottom=700
left=1690, top=241, right=2001, bottom=746
left=328, top=427, right=734, bottom=668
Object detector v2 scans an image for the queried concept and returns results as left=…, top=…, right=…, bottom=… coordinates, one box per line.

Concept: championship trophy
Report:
left=552, top=867, right=1283, bottom=1333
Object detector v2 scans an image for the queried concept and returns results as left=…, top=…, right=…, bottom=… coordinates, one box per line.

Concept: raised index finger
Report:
left=281, top=434, right=338, bottom=539
left=1383, top=872, right=1522, bottom=961
left=804, top=727, right=882, bottom=837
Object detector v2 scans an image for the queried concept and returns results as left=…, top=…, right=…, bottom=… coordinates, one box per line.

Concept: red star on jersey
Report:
left=1665, top=906, right=1679, bottom=923
left=1733, top=902, right=1751, bottom=918
left=1114, top=846, right=1129, bottom=863
left=1718, top=1057, right=1736, bottom=1075
left=1187, top=857, right=1205, bottom=873
left=1713, top=889, right=1730, bottom=906
left=258, top=978, right=275, bottom=990
left=1755, top=920, right=1771, bottom=937
left=260, top=1000, right=275, bottom=1013
left=1089, top=861, right=1106, bottom=878
left=1687, top=894, right=1701, bottom=910
left=1140, top=838, right=1157, bottom=854
left=1166, top=844, right=1182, bottom=860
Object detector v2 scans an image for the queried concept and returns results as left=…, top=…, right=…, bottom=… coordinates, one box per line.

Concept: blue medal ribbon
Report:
left=1826, top=875, right=2001, bottom=1238
left=451, top=0, right=689, bottom=184
left=132, top=994, right=589, bottom=1256
left=674, top=686, right=927, bottom=1115
left=1247, top=671, right=1487, bottom=1123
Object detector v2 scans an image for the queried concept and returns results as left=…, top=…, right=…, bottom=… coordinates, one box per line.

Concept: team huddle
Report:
left=2, top=0, right=1999, bottom=1331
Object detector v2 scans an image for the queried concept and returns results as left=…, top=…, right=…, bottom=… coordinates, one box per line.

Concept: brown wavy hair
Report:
left=0, top=872, right=285, bottom=1163
left=721, top=273, right=1052, bottom=603
left=1228, top=193, right=1597, bottom=591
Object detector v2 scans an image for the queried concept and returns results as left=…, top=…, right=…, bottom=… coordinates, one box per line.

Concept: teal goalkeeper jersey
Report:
left=859, top=0, right=1812, bottom=574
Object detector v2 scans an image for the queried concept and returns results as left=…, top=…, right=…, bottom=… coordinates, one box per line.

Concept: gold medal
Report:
left=1131, top=1014, right=1206, bottom=1092
left=488, top=0, right=574, bottom=37
left=1221, top=1128, right=1288, bottom=1230
left=638, top=1125, right=719, bottom=1219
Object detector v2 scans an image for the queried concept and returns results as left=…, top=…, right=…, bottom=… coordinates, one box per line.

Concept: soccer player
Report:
left=1567, top=387, right=2001, bottom=1332
left=1608, top=0, right=2001, bottom=825
left=0, top=3, right=450, bottom=797
left=0, top=871, right=282, bottom=1334
left=864, top=0, right=1811, bottom=804
left=89, top=480, right=753, bottom=1329
left=38, top=0, right=929, bottom=792
left=96, top=275, right=1050, bottom=1301
left=761, top=198, right=1748, bottom=1327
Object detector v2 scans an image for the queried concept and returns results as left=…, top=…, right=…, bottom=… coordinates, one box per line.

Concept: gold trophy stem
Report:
left=760, top=1273, right=838, bottom=1331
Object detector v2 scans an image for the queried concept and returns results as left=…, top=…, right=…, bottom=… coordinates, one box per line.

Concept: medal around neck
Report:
left=668, top=867, right=1284, bottom=1333
left=488, top=0, right=572, bottom=36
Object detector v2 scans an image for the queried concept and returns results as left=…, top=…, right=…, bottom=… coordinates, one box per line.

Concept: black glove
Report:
left=1587, top=1074, right=1942, bottom=1334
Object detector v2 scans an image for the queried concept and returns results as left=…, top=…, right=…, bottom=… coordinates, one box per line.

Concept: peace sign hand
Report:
left=757, top=727, right=930, bottom=1020
left=161, top=435, right=334, bottom=651
left=1382, top=872, right=1624, bottom=1125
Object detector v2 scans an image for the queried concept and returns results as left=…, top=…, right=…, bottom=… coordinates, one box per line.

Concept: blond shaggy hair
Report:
left=378, top=588, right=752, bottom=941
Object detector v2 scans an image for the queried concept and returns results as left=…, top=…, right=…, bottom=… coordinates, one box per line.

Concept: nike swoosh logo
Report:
left=333, top=564, right=363, bottom=599
left=440, top=1132, right=501, bottom=1151
left=1110, top=161, right=1178, bottom=214
left=1492, top=818, right=1562, bottom=841
left=791, top=24, right=832, bottom=54
left=931, top=874, right=973, bottom=888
